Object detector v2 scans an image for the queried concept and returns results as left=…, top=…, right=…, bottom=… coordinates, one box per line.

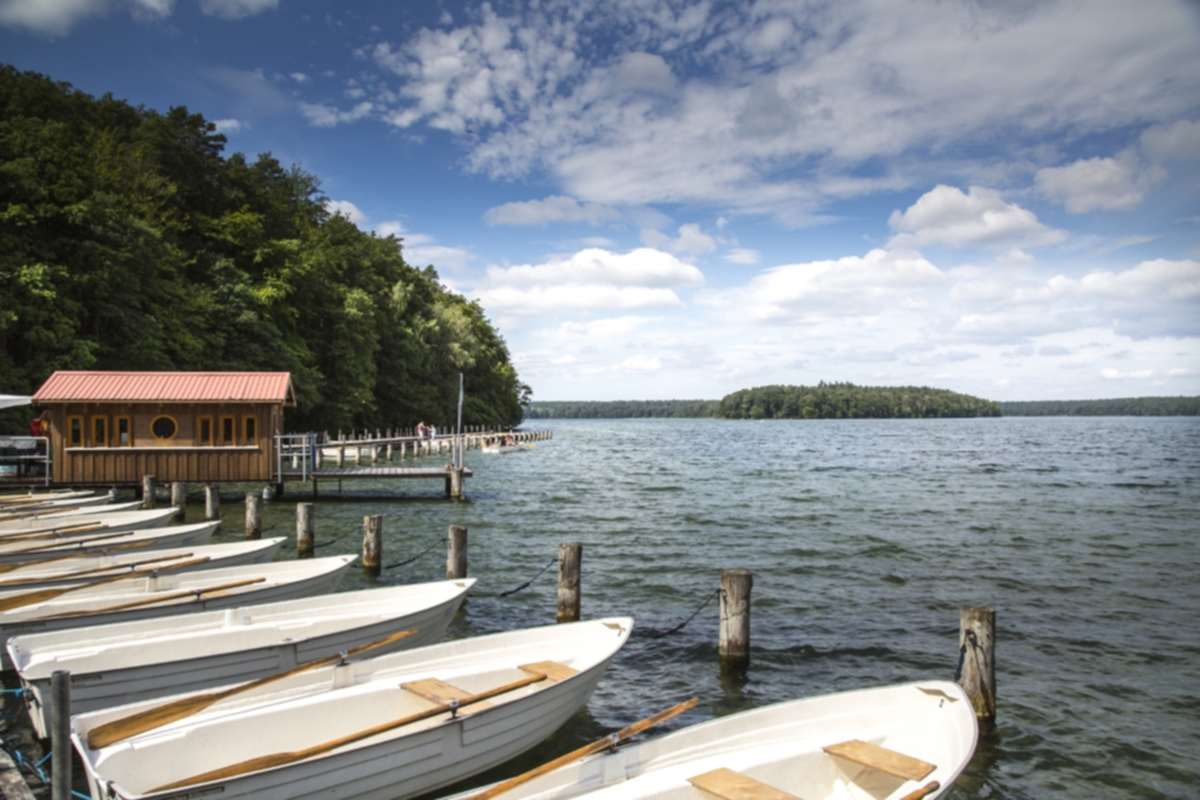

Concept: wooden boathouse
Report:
left=31, top=371, right=295, bottom=486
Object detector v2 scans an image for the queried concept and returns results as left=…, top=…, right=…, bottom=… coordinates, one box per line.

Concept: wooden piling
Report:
left=362, top=514, right=382, bottom=578
left=449, top=467, right=464, bottom=499
left=169, top=481, right=187, bottom=522
left=141, top=474, right=156, bottom=509
left=719, top=569, right=753, bottom=664
left=204, top=484, right=220, bottom=521
left=244, top=493, right=261, bottom=539
left=296, top=502, right=314, bottom=557
left=336, top=447, right=345, bottom=467
left=556, top=543, right=582, bottom=623
left=50, top=670, right=70, bottom=800
left=447, top=525, right=468, bottom=579
left=958, top=607, right=996, bottom=725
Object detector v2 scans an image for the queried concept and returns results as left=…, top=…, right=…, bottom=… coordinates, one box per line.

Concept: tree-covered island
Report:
left=0, top=67, right=528, bottom=432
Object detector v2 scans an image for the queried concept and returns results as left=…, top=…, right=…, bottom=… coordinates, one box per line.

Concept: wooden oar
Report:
left=87, top=627, right=418, bottom=748
left=463, top=696, right=700, bottom=800
left=0, top=556, right=211, bottom=612
left=0, top=551, right=200, bottom=588
left=0, top=535, right=148, bottom=572
left=151, top=671, right=550, bottom=791
left=0, top=522, right=105, bottom=542
left=900, top=781, right=941, bottom=800
left=0, top=502, right=100, bottom=521
left=39, top=576, right=267, bottom=621
left=1, top=530, right=135, bottom=557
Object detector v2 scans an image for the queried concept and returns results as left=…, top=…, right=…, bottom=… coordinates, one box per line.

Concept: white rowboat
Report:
left=0, top=490, right=97, bottom=506
left=9, top=578, right=473, bottom=738
left=448, top=681, right=978, bottom=800
left=0, top=521, right=218, bottom=564
left=0, top=507, right=175, bottom=538
left=0, top=538, right=283, bottom=588
left=73, top=617, right=633, bottom=800
left=0, top=494, right=114, bottom=518
left=0, top=555, right=356, bottom=668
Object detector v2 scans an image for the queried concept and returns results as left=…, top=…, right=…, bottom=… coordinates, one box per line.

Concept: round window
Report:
left=151, top=416, right=177, bottom=439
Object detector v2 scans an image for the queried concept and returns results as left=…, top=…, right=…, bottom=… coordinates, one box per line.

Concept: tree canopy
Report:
left=1000, top=397, right=1200, bottom=416
left=0, top=66, right=527, bottom=433
left=719, top=382, right=1000, bottom=419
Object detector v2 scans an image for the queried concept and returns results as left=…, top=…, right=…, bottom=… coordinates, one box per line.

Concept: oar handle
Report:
left=37, top=576, right=266, bottom=621
left=900, top=781, right=941, bottom=800
left=464, top=697, right=699, bottom=800
left=86, top=627, right=418, bottom=748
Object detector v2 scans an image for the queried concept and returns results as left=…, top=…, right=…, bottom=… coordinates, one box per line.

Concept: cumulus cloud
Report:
left=0, top=0, right=171, bottom=34
left=1035, top=154, right=1154, bottom=213
left=474, top=247, right=702, bottom=315
left=324, top=199, right=366, bottom=226
left=724, top=248, right=760, bottom=265
left=484, top=196, right=619, bottom=226
left=199, top=0, right=277, bottom=20
left=889, top=185, right=1066, bottom=249
left=301, top=101, right=373, bottom=128
left=1139, top=119, right=1200, bottom=163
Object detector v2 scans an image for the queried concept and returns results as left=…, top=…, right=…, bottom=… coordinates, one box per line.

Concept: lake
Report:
left=214, top=416, right=1200, bottom=799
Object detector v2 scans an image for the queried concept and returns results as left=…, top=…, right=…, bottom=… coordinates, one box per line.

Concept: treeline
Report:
left=1000, top=397, right=1200, bottom=416
left=525, top=400, right=720, bottom=419
left=0, top=66, right=527, bottom=434
left=719, top=382, right=1000, bottom=419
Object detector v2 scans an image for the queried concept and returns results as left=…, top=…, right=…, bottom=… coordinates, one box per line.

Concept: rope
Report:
left=312, top=539, right=339, bottom=549
left=954, top=640, right=968, bottom=682
left=644, top=589, right=721, bottom=638
left=498, top=557, right=556, bottom=597
left=384, top=537, right=442, bottom=570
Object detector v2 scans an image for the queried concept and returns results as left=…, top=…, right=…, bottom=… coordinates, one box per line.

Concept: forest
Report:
left=0, top=67, right=528, bottom=434
left=524, top=400, right=720, bottom=419
left=719, top=383, right=1000, bottom=418
left=1000, top=397, right=1200, bottom=416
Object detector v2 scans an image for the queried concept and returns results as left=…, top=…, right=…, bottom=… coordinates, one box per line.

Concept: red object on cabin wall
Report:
left=31, top=371, right=295, bottom=404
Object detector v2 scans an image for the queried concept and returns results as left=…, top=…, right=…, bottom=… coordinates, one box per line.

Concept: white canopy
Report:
left=0, top=395, right=32, bottom=410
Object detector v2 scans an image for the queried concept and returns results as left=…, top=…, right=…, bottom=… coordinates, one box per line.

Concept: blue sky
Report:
left=3, top=0, right=1199, bottom=401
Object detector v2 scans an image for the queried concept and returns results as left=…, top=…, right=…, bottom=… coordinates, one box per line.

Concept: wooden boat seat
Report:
left=823, top=739, right=936, bottom=781
left=401, top=678, right=493, bottom=717
left=688, top=767, right=801, bottom=800
left=518, top=660, right=578, bottom=682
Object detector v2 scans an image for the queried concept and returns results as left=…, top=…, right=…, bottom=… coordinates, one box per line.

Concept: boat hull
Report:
left=14, top=579, right=471, bottom=738
left=0, top=521, right=217, bottom=564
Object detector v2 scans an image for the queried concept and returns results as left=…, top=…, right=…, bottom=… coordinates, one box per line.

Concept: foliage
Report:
left=0, top=66, right=527, bottom=433
left=525, top=400, right=721, bottom=419
left=719, top=382, right=1000, bottom=419
left=999, top=397, right=1200, bottom=416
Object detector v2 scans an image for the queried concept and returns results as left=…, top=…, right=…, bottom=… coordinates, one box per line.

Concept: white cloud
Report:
left=199, top=0, right=276, bottom=20
left=724, top=248, right=760, bottom=265
left=300, top=101, right=373, bottom=128
left=324, top=199, right=366, bottom=226
left=889, top=185, right=1066, bottom=249
left=0, top=0, right=171, bottom=34
left=1035, top=155, right=1151, bottom=213
left=212, top=118, right=243, bottom=133
left=1139, top=119, right=1200, bottom=163
left=484, top=196, right=619, bottom=226
left=350, top=2, right=1200, bottom=218
left=474, top=247, right=702, bottom=315
left=672, top=224, right=717, bottom=256
left=289, top=72, right=309, bottom=84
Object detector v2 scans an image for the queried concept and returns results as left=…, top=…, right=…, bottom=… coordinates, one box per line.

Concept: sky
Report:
left=2, top=0, right=1199, bottom=402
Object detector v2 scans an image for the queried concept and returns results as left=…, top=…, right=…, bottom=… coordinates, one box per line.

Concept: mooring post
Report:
left=244, top=493, right=261, bottom=539
left=958, top=607, right=997, bottom=725
left=719, top=568, right=753, bottom=665
left=449, top=467, right=464, bottom=500
left=556, top=543, right=582, bottom=623
left=336, top=447, right=345, bottom=467
left=169, top=481, right=187, bottom=522
left=447, top=525, right=468, bottom=579
left=386, top=442, right=393, bottom=461
left=50, top=669, right=70, bottom=800
left=204, top=484, right=220, bottom=521
left=141, top=474, right=156, bottom=509
left=362, top=514, right=382, bottom=578
left=296, top=502, right=314, bottom=557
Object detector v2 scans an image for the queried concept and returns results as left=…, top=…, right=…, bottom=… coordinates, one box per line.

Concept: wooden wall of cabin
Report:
left=43, top=403, right=279, bottom=485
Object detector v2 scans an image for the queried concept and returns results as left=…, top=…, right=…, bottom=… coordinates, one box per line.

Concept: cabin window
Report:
left=91, top=416, right=108, bottom=447
left=197, top=416, right=213, bottom=446
left=221, top=416, right=236, bottom=446
left=243, top=415, right=257, bottom=445
left=115, top=416, right=131, bottom=446
left=67, top=416, right=83, bottom=447
left=151, top=415, right=177, bottom=441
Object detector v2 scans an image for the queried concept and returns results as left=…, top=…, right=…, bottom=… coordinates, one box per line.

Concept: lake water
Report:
left=213, top=417, right=1200, bottom=799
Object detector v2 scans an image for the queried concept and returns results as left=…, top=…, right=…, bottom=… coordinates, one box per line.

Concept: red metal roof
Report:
left=32, top=372, right=295, bottom=405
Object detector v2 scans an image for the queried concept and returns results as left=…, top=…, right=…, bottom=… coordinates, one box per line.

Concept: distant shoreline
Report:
left=526, top=395, right=1200, bottom=419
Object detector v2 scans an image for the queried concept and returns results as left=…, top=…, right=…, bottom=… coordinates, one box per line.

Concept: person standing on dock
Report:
left=416, top=421, right=426, bottom=439
left=429, top=424, right=437, bottom=440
